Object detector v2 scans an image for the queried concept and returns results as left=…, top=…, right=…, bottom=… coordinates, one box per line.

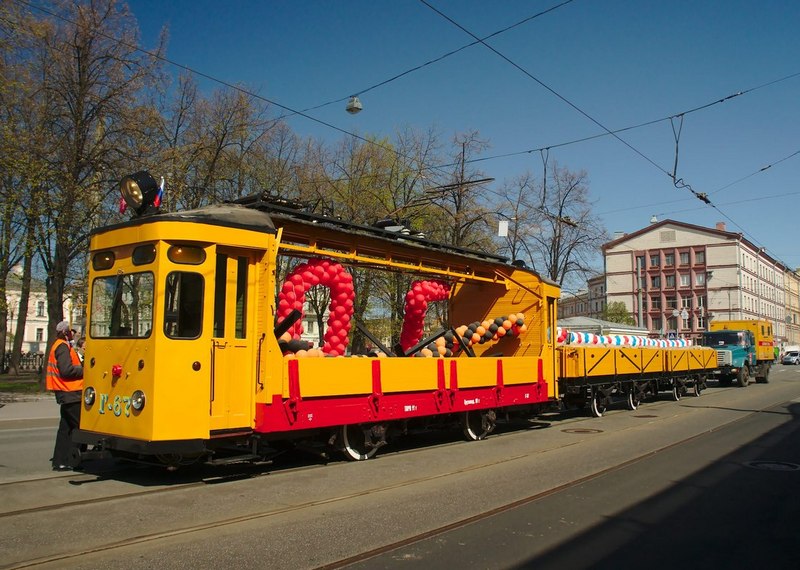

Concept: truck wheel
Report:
left=737, top=366, right=749, bottom=387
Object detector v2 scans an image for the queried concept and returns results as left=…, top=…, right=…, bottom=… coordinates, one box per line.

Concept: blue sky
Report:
left=127, top=0, right=800, bottom=267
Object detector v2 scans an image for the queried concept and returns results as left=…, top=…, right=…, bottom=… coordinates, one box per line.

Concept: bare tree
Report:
left=11, top=0, right=164, bottom=365
left=501, top=162, right=607, bottom=288
left=421, top=131, right=494, bottom=250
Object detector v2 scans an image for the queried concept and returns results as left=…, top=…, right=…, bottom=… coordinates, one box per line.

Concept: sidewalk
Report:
left=0, top=395, right=59, bottom=421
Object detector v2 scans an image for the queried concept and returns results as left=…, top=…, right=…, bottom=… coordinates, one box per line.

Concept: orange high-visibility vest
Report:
left=46, top=338, right=83, bottom=392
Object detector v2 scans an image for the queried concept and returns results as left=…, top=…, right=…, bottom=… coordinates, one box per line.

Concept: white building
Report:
left=603, top=220, right=787, bottom=343
left=4, top=269, right=82, bottom=355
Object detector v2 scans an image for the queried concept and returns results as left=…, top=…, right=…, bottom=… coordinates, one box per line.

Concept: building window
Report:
left=680, top=274, right=690, bottom=287
left=665, top=253, right=674, bottom=266
left=650, top=255, right=660, bottom=267
left=652, top=317, right=663, bottom=332
left=36, top=328, right=43, bottom=342
left=697, top=315, right=705, bottom=329
left=650, top=296, right=660, bottom=309
left=695, top=250, right=705, bottom=264
left=681, top=297, right=692, bottom=309
left=665, top=274, right=675, bottom=288
left=666, top=296, right=677, bottom=309
left=680, top=252, right=690, bottom=265
left=682, top=316, right=690, bottom=329
left=635, top=256, right=645, bottom=270
left=696, top=272, right=706, bottom=286
left=651, top=275, right=661, bottom=288
left=36, top=301, right=45, bottom=317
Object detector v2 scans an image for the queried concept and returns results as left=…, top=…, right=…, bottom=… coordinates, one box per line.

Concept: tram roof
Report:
left=237, top=196, right=538, bottom=277
left=95, top=198, right=556, bottom=285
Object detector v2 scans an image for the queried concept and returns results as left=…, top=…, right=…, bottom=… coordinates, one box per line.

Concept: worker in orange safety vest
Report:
left=47, top=320, right=84, bottom=471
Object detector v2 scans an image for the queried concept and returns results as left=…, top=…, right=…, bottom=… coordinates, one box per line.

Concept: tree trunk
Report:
left=10, top=253, right=33, bottom=376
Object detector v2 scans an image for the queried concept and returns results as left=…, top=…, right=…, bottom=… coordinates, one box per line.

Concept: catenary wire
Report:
left=13, top=0, right=797, bottom=263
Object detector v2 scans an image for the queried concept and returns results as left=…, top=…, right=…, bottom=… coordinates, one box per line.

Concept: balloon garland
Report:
left=399, top=280, right=451, bottom=353
left=411, top=313, right=527, bottom=358
left=555, top=327, right=692, bottom=348
left=276, top=258, right=355, bottom=357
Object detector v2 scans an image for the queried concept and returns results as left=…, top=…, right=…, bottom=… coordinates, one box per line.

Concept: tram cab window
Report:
left=90, top=272, right=154, bottom=338
left=132, top=244, right=157, bottom=265
left=164, top=272, right=203, bottom=339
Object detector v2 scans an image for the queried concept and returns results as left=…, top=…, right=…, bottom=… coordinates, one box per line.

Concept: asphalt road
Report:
left=2, top=365, right=799, bottom=569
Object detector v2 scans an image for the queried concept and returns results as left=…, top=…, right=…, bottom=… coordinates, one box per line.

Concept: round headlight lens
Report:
left=131, top=390, right=146, bottom=411
left=83, top=386, right=96, bottom=406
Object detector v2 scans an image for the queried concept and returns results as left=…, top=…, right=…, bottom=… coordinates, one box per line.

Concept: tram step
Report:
left=205, top=453, right=262, bottom=466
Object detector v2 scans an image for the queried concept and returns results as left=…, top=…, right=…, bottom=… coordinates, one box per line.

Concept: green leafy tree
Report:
left=602, top=301, right=636, bottom=325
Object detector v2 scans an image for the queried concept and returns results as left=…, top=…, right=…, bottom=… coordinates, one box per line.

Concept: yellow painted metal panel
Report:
left=558, top=347, right=584, bottom=379
left=81, top=336, right=213, bottom=441
left=380, top=359, right=442, bottom=393
left=665, top=349, right=690, bottom=372
left=289, top=358, right=373, bottom=397
left=687, top=346, right=716, bottom=370
left=641, top=348, right=665, bottom=373
left=454, top=357, right=501, bottom=388
left=581, top=347, right=616, bottom=377
left=498, top=356, right=541, bottom=385
left=614, top=347, right=643, bottom=375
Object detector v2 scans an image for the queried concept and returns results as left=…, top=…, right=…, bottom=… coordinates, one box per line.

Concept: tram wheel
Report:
left=626, top=388, right=641, bottom=411
left=462, top=409, right=496, bottom=441
left=590, top=391, right=607, bottom=418
left=340, top=424, right=380, bottom=461
left=670, top=381, right=683, bottom=401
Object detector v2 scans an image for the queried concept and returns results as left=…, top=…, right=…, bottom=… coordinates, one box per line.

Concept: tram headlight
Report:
left=120, top=171, right=160, bottom=217
left=131, top=390, right=146, bottom=411
left=83, top=386, right=96, bottom=406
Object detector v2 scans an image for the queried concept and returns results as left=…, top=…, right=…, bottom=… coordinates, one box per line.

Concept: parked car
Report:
left=782, top=351, right=800, bottom=365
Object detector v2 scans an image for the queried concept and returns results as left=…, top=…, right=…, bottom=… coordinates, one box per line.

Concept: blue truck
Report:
left=701, top=321, right=773, bottom=387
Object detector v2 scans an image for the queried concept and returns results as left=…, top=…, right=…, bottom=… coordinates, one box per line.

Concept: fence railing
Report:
left=2, top=353, right=45, bottom=374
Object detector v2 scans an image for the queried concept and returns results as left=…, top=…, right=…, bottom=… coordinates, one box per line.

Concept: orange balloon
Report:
left=471, top=333, right=481, bottom=344
left=476, top=325, right=486, bottom=336
left=496, top=327, right=506, bottom=337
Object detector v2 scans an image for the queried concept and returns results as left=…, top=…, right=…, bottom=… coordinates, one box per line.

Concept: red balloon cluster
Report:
left=399, top=280, right=451, bottom=353
left=276, top=258, right=355, bottom=357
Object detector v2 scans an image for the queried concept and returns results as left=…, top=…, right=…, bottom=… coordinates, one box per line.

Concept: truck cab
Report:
left=701, top=329, right=756, bottom=387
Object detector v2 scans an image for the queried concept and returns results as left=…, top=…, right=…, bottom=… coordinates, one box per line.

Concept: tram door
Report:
left=210, top=248, right=255, bottom=432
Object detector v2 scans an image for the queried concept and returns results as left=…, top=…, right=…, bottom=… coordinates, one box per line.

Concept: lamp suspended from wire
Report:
left=346, top=95, right=363, bottom=114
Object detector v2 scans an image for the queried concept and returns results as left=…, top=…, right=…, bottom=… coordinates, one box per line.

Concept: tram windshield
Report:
left=90, top=272, right=154, bottom=338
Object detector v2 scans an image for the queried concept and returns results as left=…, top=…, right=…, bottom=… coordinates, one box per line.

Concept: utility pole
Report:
left=636, top=256, right=644, bottom=328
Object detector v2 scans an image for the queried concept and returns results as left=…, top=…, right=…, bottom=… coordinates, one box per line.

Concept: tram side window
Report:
left=164, top=272, right=203, bottom=339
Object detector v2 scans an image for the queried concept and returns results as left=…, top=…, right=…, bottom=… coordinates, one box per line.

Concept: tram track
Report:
left=0, top=384, right=746, bottom=520
left=6, top=385, right=787, bottom=570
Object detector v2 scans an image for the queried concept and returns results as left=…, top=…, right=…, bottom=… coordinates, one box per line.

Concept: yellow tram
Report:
left=74, top=172, right=716, bottom=467
left=76, top=172, right=562, bottom=465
